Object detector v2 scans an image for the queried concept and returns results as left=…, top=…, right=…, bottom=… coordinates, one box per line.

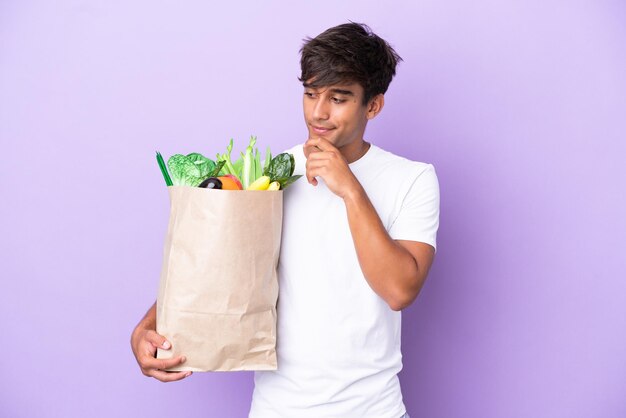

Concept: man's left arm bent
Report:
left=343, top=188, right=435, bottom=311
left=305, top=137, right=435, bottom=311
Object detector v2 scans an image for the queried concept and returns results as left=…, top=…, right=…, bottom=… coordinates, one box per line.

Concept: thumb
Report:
left=146, top=330, right=171, bottom=349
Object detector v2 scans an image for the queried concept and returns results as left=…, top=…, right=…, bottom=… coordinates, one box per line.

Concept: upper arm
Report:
left=386, top=163, right=440, bottom=308
left=388, top=164, right=440, bottom=251
left=396, top=240, right=436, bottom=298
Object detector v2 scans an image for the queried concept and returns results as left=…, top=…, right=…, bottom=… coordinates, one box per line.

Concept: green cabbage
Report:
left=186, top=153, right=215, bottom=178
left=167, top=153, right=217, bottom=186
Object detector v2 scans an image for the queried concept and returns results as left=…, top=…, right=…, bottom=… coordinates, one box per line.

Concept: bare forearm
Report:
left=303, top=137, right=429, bottom=310
left=343, top=186, right=420, bottom=310
left=135, top=302, right=157, bottom=333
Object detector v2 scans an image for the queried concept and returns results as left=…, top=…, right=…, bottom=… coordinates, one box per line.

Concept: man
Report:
left=131, top=23, right=439, bottom=418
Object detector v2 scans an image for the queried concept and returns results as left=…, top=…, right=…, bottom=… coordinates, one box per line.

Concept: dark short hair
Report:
left=299, top=22, right=402, bottom=105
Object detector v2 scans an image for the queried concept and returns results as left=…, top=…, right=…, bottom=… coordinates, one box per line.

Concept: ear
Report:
left=366, top=94, right=385, bottom=120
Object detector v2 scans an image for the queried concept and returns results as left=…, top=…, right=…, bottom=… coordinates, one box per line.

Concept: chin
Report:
left=308, top=131, right=337, bottom=144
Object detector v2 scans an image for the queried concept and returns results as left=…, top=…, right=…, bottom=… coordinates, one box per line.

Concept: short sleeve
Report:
left=388, top=164, right=440, bottom=252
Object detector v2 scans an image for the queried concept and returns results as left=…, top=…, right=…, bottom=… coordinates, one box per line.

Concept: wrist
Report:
left=342, top=180, right=366, bottom=205
left=132, top=318, right=153, bottom=340
left=131, top=324, right=145, bottom=342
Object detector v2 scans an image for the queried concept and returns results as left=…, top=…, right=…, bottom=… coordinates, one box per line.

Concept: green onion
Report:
left=156, top=151, right=173, bottom=186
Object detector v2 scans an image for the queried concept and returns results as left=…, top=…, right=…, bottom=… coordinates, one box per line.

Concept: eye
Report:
left=304, top=92, right=317, bottom=99
left=331, top=97, right=346, bottom=104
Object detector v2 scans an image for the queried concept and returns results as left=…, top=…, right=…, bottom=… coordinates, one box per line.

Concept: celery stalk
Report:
left=216, top=138, right=238, bottom=178
left=242, top=136, right=257, bottom=189
left=232, top=154, right=244, bottom=180
left=263, top=146, right=272, bottom=175
left=254, top=148, right=262, bottom=181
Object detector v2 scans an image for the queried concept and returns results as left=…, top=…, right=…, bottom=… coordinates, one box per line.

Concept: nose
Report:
left=312, top=97, right=329, bottom=121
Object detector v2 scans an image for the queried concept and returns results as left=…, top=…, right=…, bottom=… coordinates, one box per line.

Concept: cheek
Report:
left=302, top=101, right=310, bottom=118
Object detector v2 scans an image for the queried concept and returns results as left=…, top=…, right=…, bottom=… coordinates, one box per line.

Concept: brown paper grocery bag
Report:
left=155, top=186, right=282, bottom=372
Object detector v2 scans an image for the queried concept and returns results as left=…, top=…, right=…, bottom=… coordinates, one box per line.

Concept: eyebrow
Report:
left=303, top=85, right=355, bottom=96
left=329, top=88, right=354, bottom=96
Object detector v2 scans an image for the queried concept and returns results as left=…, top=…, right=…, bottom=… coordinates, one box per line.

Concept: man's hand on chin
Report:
left=304, top=137, right=362, bottom=200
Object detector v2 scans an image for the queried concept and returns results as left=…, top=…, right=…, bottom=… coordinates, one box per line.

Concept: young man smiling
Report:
left=131, top=23, right=439, bottom=418
left=248, top=23, right=439, bottom=418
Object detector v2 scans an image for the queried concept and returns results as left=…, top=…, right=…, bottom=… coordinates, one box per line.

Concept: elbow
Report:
left=387, top=290, right=418, bottom=312
left=388, top=299, right=412, bottom=312
left=388, top=301, right=407, bottom=312
left=386, top=277, right=425, bottom=311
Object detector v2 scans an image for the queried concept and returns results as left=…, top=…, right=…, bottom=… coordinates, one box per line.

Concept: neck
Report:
left=341, top=139, right=371, bottom=164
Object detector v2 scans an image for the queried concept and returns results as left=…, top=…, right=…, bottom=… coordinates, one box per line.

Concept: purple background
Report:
left=1, top=1, right=625, bottom=417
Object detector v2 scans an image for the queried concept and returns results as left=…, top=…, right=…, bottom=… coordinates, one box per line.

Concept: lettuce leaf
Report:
left=167, top=153, right=217, bottom=186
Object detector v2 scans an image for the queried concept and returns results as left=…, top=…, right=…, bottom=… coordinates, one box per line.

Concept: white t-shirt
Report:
left=249, top=143, right=440, bottom=418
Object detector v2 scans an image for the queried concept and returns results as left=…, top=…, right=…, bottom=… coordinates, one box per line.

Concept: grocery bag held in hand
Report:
left=154, top=138, right=301, bottom=372
left=156, top=187, right=282, bottom=371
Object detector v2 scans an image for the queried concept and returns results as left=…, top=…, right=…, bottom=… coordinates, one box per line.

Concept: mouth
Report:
left=310, top=125, right=335, bottom=135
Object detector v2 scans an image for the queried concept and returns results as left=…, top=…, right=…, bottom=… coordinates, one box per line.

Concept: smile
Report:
left=311, top=125, right=335, bottom=135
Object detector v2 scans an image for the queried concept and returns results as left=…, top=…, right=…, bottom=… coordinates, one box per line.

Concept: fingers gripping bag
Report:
left=153, top=141, right=300, bottom=372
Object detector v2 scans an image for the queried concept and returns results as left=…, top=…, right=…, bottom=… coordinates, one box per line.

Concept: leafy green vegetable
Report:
left=186, top=153, right=215, bottom=178
left=264, top=153, right=295, bottom=181
left=160, top=138, right=301, bottom=190
left=168, top=154, right=200, bottom=186
left=274, top=175, right=303, bottom=189
left=167, top=153, right=217, bottom=187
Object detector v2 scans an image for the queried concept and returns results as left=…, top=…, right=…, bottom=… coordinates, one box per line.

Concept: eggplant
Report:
left=198, top=177, right=222, bottom=189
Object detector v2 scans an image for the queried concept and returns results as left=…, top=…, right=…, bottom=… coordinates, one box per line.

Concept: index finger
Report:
left=303, top=139, right=322, bottom=158
left=305, top=137, right=337, bottom=152
left=149, top=369, right=192, bottom=383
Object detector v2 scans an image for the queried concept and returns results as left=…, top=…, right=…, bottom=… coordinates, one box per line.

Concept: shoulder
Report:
left=367, top=144, right=437, bottom=183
